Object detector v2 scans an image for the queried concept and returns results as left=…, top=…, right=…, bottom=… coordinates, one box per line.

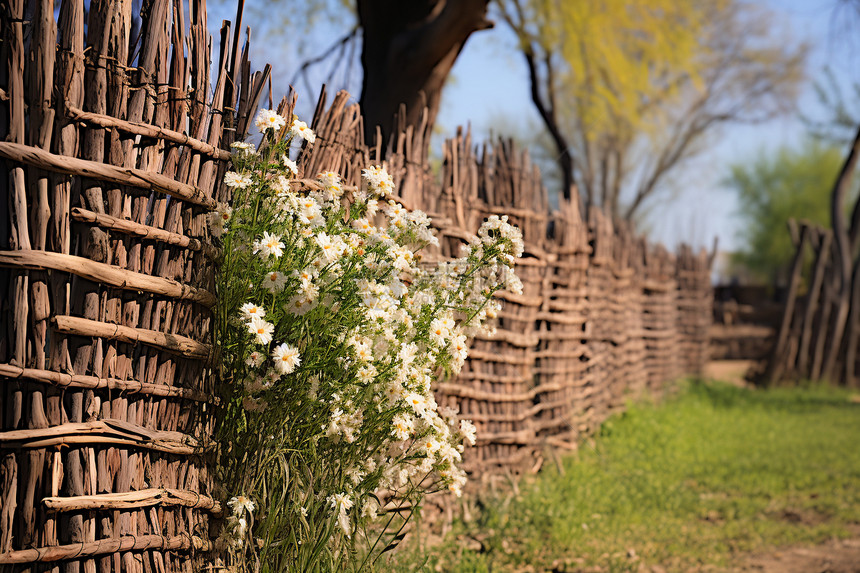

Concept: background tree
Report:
left=496, top=0, right=805, bottom=220
left=726, top=140, right=853, bottom=285
left=238, top=0, right=494, bottom=151
left=804, top=68, right=860, bottom=146
left=357, top=1, right=492, bottom=148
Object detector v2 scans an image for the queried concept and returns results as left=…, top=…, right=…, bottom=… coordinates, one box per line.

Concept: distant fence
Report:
left=0, top=0, right=712, bottom=568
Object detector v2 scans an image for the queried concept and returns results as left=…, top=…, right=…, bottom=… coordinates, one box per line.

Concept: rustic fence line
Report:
left=1, top=0, right=713, bottom=568
left=298, top=90, right=715, bottom=474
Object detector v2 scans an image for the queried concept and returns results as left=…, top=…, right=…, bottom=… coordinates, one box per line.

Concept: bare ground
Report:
left=729, top=533, right=860, bottom=573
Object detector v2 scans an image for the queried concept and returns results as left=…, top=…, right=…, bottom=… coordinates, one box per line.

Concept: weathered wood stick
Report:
left=473, top=330, right=539, bottom=347
left=0, top=533, right=210, bottom=564
left=51, top=315, right=212, bottom=361
left=0, top=141, right=216, bottom=208
left=0, top=420, right=201, bottom=455
left=0, top=363, right=213, bottom=403
left=467, top=349, right=531, bottom=365
left=0, top=250, right=216, bottom=307
left=767, top=222, right=810, bottom=383
left=42, top=488, right=221, bottom=513
left=71, top=207, right=219, bottom=259
left=65, top=105, right=232, bottom=161
left=436, top=380, right=573, bottom=402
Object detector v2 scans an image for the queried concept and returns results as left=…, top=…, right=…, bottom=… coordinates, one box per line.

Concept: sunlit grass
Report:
left=390, top=381, right=860, bottom=571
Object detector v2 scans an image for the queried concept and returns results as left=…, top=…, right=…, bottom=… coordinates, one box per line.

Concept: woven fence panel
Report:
left=535, top=199, right=590, bottom=445
left=268, top=90, right=714, bottom=478
left=676, top=245, right=713, bottom=376
left=0, top=0, right=262, bottom=569
left=431, top=136, right=544, bottom=473
left=615, top=234, right=648, bottom=403
left=642, top=245, right=682, bottom=392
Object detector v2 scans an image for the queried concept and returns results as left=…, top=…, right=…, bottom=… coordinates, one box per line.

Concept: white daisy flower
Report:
left=255, top=109, right=286, bottom=133
left=315, top=232, right=344, bottom=263
left=391, top=414, right=414, bottom=441
left=262, top=271, right=287, bottom=293
left=327, top=492, right=353, bottom=537
left=318, top=171, right=340, bottom=188
left=290, top=119, right=316, bottom=144
left=271, top=343, right=301, bottom=375
left=240, top=302, right=265, bottom=320
left=228, top=495, right=256, bottom=516
left=404, top=392, right=428, bottom=417
left=429, top=318, right=450, bottom=344
left=248, top=316, right=274, bottom=345
left=253, top=231, right=285, bottom=259
left=224, top=171, right=252, bottom=189
left=282, top=155, right=299, bottom=176
left=230, top=141, right=254, bottom=152
left=459, top=419, right=477, bottom=446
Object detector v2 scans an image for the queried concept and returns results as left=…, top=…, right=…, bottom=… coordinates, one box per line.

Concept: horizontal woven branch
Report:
left=485, top=204, right=550, bottom=221
left=493, top=290, right=542, bottom=306
left=66, top=105, right=232, bottom=161
left=438, top=378, right=576, bottom=403
left=467, top=348, right=533, bottom=366
left=437, top=382, right=530, bottom=403
left=551, top=245, right=592, bottom=257
left=475, top=428, right=533, bottom=445
left=52, top=315, right=212, bottom=361
left=0, top=141, right=216, bottom=209
left=0, top=534, right=210, bottom=564
left=71, top=207, right=219, bottom=259
left=461, top=448, right=534, bottom=471
left=474, top=329, right=539, bottom=347
left=641, top=279, right=678, bottom=292
left=0, top=420, right=202, bottom=454
left=0, top=250, right=216, bottom=307
left=43, top=488, right=221, bottom=513
left=535, top=311, right=586, bottom=325
left=0, top=363, right=213, bottom=403
left=456, top=371, right=530, bottom=384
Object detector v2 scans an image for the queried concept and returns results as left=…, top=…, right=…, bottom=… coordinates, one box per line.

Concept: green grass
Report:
left=389, top=381, right=860, bottom=572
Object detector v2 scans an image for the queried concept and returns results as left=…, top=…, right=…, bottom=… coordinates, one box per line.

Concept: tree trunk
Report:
left=822, top=125, right=860, bottom=382
left=358, top=0, right=492, bottom=153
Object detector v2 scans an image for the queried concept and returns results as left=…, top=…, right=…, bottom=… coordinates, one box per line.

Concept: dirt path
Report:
left=730, top=535, right=860, bottom=572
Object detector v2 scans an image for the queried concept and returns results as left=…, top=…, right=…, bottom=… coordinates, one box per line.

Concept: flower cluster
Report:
left=213, top=109, right=522, bottom=571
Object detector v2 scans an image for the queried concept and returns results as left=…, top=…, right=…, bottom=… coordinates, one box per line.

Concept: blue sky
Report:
left=211, top=0, right=859, bottom=253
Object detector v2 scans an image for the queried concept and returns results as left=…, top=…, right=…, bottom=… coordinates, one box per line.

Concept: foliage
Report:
left=496, top=0, right=805, bottom=220
left=392, top=381, right=860, bottom=571
left=726, top=140, right=852, bottom=285
left=212, top=110, right=523, bottom=570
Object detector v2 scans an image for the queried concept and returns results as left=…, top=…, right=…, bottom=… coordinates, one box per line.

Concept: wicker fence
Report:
left=1, top=0, right=712, bottom=568
left=0, top=0, right=269, bottom=569
left=296, top=94, right=714, bottom=474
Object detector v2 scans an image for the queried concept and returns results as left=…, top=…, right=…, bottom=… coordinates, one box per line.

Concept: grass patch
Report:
left=389, top=381, right=860, bottom=572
